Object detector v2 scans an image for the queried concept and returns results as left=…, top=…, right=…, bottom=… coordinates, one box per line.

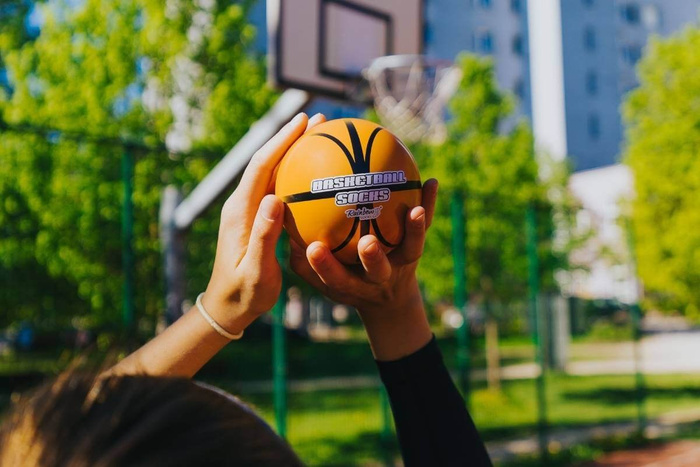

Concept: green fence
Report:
left=0, top=127, right=683, bottom=467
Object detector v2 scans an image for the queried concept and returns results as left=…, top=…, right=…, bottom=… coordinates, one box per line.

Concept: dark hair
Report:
left=0, top=373, right=303, bottom=466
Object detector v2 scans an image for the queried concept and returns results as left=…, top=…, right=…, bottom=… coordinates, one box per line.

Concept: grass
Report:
left=198, top=334, right=535, bottom=382
left=3, top=339, right=700, bottom=465
left=200, top=372, right=700, bottom=465
left=0, top=333, right=536, bottom=382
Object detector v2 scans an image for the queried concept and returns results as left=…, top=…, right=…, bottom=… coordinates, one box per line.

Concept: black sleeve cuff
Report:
left=375, top=336, right=446, bottom=387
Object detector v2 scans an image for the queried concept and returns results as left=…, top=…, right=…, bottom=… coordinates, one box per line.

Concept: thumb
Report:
left=243, top=195, right=284, bottom=269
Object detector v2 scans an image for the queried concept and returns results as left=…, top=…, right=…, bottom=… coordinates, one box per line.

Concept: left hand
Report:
left=289, top=179, right=438, bottom=315
left=203, top=112, right=327, bottom=334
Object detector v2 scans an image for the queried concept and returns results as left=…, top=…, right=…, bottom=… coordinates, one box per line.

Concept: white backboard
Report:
left=268, top=0, right=424, bottom=102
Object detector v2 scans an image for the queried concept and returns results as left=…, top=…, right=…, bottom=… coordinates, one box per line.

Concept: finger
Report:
left=265, top=113, right=326, bottom=194
left=235, top=112, right=308, bottom=202
left=391, top=206, right=426, bottom=265
left=306, top=242, right=363, bottom=293
left=305, top=113, right=326, bottom=131
left=289, top=240, right=327, bottom=292
left=241, top=195, right=284, bottom=270
left=358, top=235, right=392, bottom=284
left=422, top=178, right=439, bottom=229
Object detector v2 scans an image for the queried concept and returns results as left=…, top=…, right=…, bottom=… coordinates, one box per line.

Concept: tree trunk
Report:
left=485, top=317, right=501, bottom=391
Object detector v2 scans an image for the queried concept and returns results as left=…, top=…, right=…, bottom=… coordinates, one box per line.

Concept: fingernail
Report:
left=363, top=241, right=380, bottom=258
left=309, top=113, right=323, bottom=123
left=261, top=197, right=280, bottom=221
left=291, top=112, right=307, bottom=125
left=413, top=208, right=425, bottom=223
left=308, top=244, right=327, bottom=263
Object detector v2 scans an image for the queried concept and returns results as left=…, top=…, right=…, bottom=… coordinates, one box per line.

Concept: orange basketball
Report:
left=275, top=118, right=422, bottom=264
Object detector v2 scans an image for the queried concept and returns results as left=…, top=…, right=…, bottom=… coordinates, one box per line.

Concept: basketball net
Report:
left=363, top=55, right=462, bottom=145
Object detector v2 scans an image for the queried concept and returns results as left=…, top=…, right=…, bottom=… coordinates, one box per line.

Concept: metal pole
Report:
left=121, top=149, right=135, bottom=336
left=159, top=186, right=186, bottom=326
left=630, top=302, right=646, bottom=433
left=526, top=205, right=548, bottom=462
left=273, top=232, right=288, bottom=438
left=451, top=191, right=470, bottom=401
left=626, top=219, right=646, bottom=434
left=380, top=387, right=393, bottom=463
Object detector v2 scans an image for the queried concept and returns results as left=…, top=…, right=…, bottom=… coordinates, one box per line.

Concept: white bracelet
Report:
left=195, top=293, right=244, bottom=340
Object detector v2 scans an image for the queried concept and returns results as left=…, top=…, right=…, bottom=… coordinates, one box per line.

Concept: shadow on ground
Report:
left=292, top=430, right=400, bottom=466
left=563, top=386, right=700, bottom=405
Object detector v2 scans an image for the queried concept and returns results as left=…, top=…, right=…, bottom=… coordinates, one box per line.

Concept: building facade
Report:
left=425, top=0, right=700, bottom=170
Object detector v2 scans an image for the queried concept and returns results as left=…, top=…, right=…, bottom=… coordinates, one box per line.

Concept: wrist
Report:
left=357, top=281, right=432, bottom=361
left=357, top=278, right=423, bottom=322
left=201, top=288, right=252, bottom=336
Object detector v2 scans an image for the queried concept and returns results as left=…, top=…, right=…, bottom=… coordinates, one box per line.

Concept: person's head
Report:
left=0, top=373, right=302, bottom=466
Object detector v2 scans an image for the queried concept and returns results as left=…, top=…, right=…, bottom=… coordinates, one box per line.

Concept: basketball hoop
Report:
left=363, top=54, right=462, bottom=145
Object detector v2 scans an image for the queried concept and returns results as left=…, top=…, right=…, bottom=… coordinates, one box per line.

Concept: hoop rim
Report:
left=363, top=54, right=456, bottom=77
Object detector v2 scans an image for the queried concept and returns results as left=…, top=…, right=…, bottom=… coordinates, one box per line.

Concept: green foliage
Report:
left=584, top=319, right=634, bottom=343
left=413, top=54, right=564, bottom=306
left=623, top=28, right=700, bottom=318
left=0, top=0, right=275, bottom=328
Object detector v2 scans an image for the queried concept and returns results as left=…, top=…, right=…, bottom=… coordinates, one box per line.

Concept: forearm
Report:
left=358, top=281, right=432, bottom=361
left=362, top=282, right=491, bottom=465
left=109, top=305, right=230, bottom=378
left=377, top=338, right=492, bottom=466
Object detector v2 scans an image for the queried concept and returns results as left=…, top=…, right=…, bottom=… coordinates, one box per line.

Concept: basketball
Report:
left=275, top=118, right=422, bottom=264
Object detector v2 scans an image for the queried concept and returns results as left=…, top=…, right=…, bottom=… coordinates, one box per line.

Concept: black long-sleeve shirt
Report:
left=376, top=337, right=492, bottom=466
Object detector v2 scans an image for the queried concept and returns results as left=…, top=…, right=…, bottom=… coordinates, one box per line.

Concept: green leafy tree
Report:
left=623, top=28, right=700, bottom=318
left=413, top=54, right=561, bottom=308
left=0, top=0, right=275, bottom=329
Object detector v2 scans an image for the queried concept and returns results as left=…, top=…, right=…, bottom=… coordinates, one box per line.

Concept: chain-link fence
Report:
left=2, top=127, right=699, bottom=467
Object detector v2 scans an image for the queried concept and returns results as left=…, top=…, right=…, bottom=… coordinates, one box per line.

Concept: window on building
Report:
left=423, top=24, right=433, bottom=44
left=475, top=30, right=494, bottom=54
left=586, top=70, right=598, bottom=95
left=512, top=34, right=523, bottom=56
left=588, top=114, right=601, bottom=140
left=510, top=0, right=521, bottom=14
left=620, top=3, right=641, bottom=24
left=622, top=44, right=642, bottom=65
left=479, top=0, right=493, bottom=9
left=583, top=26, right=596, bottom=51
left=513, top=78, right=525, bottom=100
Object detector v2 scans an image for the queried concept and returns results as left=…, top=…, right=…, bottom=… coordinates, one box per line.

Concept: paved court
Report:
left=582, top=440, right=700, bottom=466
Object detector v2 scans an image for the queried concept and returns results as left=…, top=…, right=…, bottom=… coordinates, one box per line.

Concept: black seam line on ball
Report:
left=281, top=181, right=422, bottom=204
left=346, top=122, right=365, bottom=170
left=312, top=124, right=382, bottom=175
left=313, top=124, right=366, bottom=253
left=307, top=121, right=391, bottom=253
left=331, top=217, right=360, bottom=253
left=371, top=218, right=399, bottom=248
left=360, top=218, right=370, bottom=237
left=364, top=127, right=382, bottom=170
left=313, top=133, right=357, bottom=171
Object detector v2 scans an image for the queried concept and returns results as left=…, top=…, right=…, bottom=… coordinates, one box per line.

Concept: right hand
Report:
left=203, top=112, right=327, bottom=334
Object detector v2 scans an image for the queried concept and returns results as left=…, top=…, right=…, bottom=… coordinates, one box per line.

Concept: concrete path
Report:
left=231, top=332, right=700, bottom=394
left=583, top=440, right=700, bottom=467
left=487, top=408, right=700, bottom=464
left=233, top=330, right=700, bottom=393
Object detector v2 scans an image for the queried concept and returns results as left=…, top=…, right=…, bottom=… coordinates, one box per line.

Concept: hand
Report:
left=203, top=112, right=327, bottom=334
left=290, top=179, right=439, bottom=360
